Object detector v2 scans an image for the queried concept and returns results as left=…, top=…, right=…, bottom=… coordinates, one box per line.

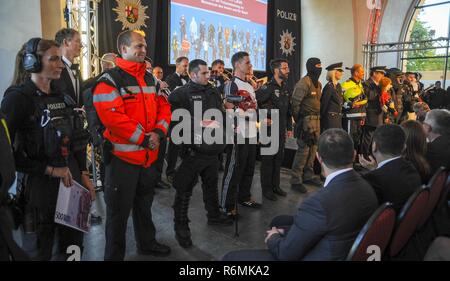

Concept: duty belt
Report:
left=303, top=115, right=320, bottom=120
left=345, top=112, right=366, bottom=119
left=328, top=112, right=343, bottom=116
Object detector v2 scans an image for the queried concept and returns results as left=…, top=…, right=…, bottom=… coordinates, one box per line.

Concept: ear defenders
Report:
left=23, top=37, right=42, bottom=73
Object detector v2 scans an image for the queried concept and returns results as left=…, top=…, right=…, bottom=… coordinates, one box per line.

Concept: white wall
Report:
left=300, top=0, right=378, bottom=84
left=0, top=0, right=42, bottom=99
left=301, top=0, right=355, bottom=84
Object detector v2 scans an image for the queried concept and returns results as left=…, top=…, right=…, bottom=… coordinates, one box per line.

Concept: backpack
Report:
left=83, top=68, right=159, bottom=147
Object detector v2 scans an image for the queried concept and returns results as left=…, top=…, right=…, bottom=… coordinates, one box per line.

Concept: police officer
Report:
left=0, top=113, right=29, bottom=261
left=169, top=59, right=232, bottom=248
left=256, top=59, right=292, bottom=201
left=320, top=63, right=344, bottom=131
left=387, top=68, right=411, bottom=124
left=360, top=66, right=386, bottom=156
left=290, top=58, right=323, bottom=194
left=342, top=64, right=368, bottom=153
left=165, top=56, right=190, bottom=184
left=1, top=38, right=94, bottom=261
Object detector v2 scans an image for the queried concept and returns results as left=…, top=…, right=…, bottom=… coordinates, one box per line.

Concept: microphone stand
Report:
left=233, top=111, right=240, bottom=238
left=225, top=96, right=244, bottom=238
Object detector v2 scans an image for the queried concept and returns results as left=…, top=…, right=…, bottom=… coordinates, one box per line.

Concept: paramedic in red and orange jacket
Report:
left=93, top=30, right=171, bottom=261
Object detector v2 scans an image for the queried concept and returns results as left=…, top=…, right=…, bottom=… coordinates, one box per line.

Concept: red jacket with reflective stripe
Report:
left=93, top=58, right=171, bottom=167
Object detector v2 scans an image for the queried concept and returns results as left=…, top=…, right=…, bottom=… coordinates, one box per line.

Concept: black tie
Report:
left=69, top=64, right=80, bottom=105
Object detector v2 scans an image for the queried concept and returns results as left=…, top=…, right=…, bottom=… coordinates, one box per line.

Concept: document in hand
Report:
left=55, top=180, right=92, bottom=233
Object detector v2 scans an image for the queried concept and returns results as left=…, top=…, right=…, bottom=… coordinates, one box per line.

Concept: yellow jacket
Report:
left=341, top=78, right=367, bottom=108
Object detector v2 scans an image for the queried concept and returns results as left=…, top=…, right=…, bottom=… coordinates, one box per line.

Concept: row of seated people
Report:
left=223, top=108, right=450, bottom=260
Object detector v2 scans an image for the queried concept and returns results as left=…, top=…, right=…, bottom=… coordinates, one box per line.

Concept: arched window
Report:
left=403, top=0, right=450, bottom=89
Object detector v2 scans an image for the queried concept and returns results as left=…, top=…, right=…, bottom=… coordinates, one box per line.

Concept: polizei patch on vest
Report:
left=47, top=103, right=66, bottom=110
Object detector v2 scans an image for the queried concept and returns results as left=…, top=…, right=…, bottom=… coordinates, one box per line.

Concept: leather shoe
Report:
left=263, top=192, right=277, bottom=201
left=292, top=183, right=308, bottom=193
left=273, top=187, right=287, bottom=197
left=239, top=200, right=262, bottom=209
left=138, top=241, right=171, bottom=257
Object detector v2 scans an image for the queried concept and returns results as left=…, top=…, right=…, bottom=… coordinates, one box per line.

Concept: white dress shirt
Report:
left=377, top=156, right=401, bottom=169
left=62, top=56, right=80, bottom=104
left=323, top=168, right=353, bottom=188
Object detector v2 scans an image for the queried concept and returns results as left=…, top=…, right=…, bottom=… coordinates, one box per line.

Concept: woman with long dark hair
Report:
left=401, top=120, right=431, bottom=184
left=1, top=38, right=94, bottom=260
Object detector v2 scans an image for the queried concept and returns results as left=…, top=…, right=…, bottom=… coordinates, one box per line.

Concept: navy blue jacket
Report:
left=267, top=170, right=378, bottom=261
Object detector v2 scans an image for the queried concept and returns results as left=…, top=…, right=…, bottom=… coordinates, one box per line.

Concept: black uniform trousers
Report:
left=154, top=137, right=167, bottom=182
left=321, top=113, right=343, bottom=131
left=343, top=118, right=364, bottom=153
left=260, top=137, right=285, bottom=194
left=104, top=155, right=158, bottom=261
left=173, top=150, right=222, bottom=218
left=33, top=155, right=84, bottom=261
left=220, top=140, right=257, bottom=212
left=360, top=125, right=376, bottom=157
left=166, top=138, right=179, bottom=177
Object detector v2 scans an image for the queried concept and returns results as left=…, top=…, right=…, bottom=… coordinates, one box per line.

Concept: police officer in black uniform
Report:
left=320, top=63, right=344, bottom=131
left=0, top=113, right=29, bottom=261
left=169, top=59, right=232, bottom=249
left=1, top=38, right=93, bottom=261
left=256, top=59, right=292, bottom=201
left=165, top=57, right=190, bottom=184
left=388, top=68, right=408, bottom=124
left=360, top=66, right=386, bottom=156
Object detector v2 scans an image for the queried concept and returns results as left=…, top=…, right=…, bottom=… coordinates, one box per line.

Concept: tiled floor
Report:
left=15, top=161, right=320, bottom=261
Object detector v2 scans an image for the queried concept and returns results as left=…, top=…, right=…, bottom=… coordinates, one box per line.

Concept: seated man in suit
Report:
left=423, top=109, right=450, bottom=173
left=359, top=124, right=421, bottom=213
left=222, top=129, right=378, bottom=261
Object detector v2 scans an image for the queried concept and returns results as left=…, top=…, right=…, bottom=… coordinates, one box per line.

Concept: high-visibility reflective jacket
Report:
left=341, top=78, right=367, bottom=118
left=93, top=58, right=171, bottom=167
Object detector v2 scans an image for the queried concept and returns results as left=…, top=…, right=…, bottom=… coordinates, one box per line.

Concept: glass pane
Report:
left=405, top=0, right=449, bottom=88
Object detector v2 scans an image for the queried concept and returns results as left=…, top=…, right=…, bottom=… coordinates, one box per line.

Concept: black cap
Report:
left=387, top=68, right=403, bottom=77
left=326, top=62, right=344, bottom=71
left=370, top=66, right=387, bottom=74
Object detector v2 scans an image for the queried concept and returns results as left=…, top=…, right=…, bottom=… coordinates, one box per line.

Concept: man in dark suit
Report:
left=423, top=109, right=450, bottom=173
left=165, top=56, right=190, bottom=91
left=164, top=57, right=190, bottom=183
left=54, top=28, right=83, bottom=107
left=222, top=129, right=378, bottom=261
left=359, top=124, right=421, bottom=213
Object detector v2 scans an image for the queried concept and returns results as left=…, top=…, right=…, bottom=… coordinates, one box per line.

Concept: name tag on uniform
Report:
left=311, top=92, right=317, bottom=96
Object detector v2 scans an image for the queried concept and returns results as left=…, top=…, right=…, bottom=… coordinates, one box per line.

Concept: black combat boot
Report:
left=173, top=192, right=193, bottom=248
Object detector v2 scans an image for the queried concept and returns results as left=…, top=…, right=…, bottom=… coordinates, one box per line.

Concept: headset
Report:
left=22, top=37, right=42, bottom=73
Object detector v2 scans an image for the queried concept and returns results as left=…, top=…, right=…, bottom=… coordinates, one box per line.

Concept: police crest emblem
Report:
left=114, top=0, right=149, bottom=30
left=279, top=30, right=296, bottom=56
